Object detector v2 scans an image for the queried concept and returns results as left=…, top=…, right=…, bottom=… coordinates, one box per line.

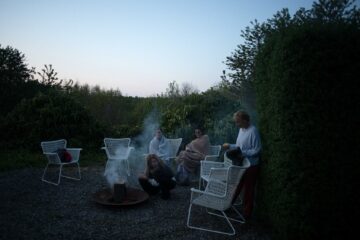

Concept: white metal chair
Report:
left=167, top=138, right=182, bottom=162
left=187, top=158, right=250, bottom=235
left=159, top=137, right=182, bottom=171
left=206, top=145, right=221, bottom=158
left=41, top=139, right=82, bottom=186
left=199, top=149, right=234, bottom=189
left=102, top=138, right=134, bottom=176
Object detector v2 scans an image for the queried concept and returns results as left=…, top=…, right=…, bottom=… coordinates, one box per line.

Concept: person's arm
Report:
left=241, top=130, right=261, bottom=157
left=222, top=143, right=237, bottom=150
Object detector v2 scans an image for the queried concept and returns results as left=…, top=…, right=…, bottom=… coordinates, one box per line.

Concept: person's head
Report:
left=146, top=154, right=164, bottom=170
left=233, top=111, right=250, bottom=128
left=194, top=125, right=205, bottom=138
left=154, top=128, right=163, bottom=140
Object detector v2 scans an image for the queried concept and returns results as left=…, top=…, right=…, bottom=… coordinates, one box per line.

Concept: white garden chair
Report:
left=199, top=149, right=234, bottom=189
left=204, top=145, right=222, bottom=162
left=102, top=138, right=134, bottom=176
left=187, top=158, right=250, bottom=235
left=40, top=139, right=82, bottom=186
left=167, top=138, right=182, bottom=163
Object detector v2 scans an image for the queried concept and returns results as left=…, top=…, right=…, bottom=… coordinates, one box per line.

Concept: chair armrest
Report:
left=66, top=148, right=82, bottom=151
left=204, top=155, right=219, bottom=162
left=66, top=148, right=82, bottom=161
left=190, top=186, right=226, bottom=201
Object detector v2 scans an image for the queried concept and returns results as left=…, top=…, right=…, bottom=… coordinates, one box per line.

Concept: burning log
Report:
left=113, top=181, right=127, bottom=203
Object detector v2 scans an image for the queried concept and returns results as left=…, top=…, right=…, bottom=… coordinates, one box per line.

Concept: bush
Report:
left=254, top=22, right=360, bottom=240
left=0, top=91, right=106, bottom=150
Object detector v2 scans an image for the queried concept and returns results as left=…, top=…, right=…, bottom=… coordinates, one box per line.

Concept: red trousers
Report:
left=232, top=165, right=259, bottom=219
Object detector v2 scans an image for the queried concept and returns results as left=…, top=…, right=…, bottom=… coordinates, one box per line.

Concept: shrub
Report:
left=254, top=22, right=360, bottom=240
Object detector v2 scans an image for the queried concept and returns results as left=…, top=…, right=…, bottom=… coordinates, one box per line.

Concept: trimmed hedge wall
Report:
left=254, top=23, right=360, bottom=240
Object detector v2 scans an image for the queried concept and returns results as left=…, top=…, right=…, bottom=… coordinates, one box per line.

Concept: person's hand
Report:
left=138, top=173, right=148, bottom=180
left=222, top=143, right=230, bottom=150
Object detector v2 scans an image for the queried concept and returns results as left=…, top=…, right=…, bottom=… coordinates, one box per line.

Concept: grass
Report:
left=0, top=149, right=106, bottom=172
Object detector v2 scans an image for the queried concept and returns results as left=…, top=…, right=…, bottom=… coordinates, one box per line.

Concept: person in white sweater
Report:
left=223, top=110, right=262, bottom=220
left=149, top=128, right=171, bottom=165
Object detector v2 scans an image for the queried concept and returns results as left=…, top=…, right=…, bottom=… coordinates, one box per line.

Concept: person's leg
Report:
left=138, top=177, right=159, bottom=195
left=232, top=171, right=246, bottom=204
left=241, top=165, right=259, bottom=219
left=159, top=179, right=176, bottom=199
left=175, top=164, right=190, bottom=186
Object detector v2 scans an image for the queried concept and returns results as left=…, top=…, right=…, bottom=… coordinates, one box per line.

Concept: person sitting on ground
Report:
left=149, top=128, right=171, bottom=165
left=138, top=154, right=176, bottom=200
left=175, top=126, right=210, bottom=185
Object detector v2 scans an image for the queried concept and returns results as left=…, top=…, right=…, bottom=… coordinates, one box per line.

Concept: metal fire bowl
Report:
left=94, top=188, right=149, bottom=207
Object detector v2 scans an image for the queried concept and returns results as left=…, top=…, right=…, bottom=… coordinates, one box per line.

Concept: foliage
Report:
left=0, top=45, right=44, bottom=116
left=37, top=64, right=74, bottom=90
left=222, top=0, right=360, bottom=110
left=253, top=3, right=360, bottom=240
left=159, top=88, right=241, bottom=146
left=0, top=91, right=106, bottom=150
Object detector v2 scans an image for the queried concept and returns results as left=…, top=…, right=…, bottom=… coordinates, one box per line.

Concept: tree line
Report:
left=1, top=0, right=359, bottom=239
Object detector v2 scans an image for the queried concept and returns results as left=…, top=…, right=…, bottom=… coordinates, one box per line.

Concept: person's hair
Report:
left=194, top=124, right=206, bottom=133
left=233, top=110, right=250, bottom=122
left=145, top=154, right=165, bottom=176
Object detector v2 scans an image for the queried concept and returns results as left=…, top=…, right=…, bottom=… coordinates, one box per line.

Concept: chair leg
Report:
left=41, top=163, right=61, bottom=186
left=125, top=159, right=130, bottom=176
left=61, top=163, right=81, bottom=180
left=187, top=203, right=236, bottom=235
left=104, top=160, right=110, bottom=176
left=58, top=164, right=63, bottom=184
left=206, top=206, right=246, bottom=223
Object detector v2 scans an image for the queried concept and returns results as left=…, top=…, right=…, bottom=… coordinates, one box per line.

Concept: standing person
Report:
left=138, top=154, right=176, bottom=200
left=175, top=126, right=210, bottom=185
left=223, top=110, right=262, bottom=220
left=149, top=128, right=171, bottom=165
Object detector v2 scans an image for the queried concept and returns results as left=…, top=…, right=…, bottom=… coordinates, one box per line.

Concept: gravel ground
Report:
left=0, top=165, right=271, bottom=240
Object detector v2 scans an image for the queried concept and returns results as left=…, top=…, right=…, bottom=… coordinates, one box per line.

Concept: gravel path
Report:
left=0, top=166, right=271, bottom=240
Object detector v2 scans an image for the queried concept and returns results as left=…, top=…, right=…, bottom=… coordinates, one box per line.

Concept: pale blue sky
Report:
left=1, top=0, right=317, bottom=96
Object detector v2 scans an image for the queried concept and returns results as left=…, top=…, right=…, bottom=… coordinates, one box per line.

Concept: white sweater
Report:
left=231, top=124, right=262, bottom=166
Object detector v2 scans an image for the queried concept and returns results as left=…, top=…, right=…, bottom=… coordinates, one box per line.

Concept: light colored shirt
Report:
left=230, top=124, right=261, bottom=166
left=149, top=136, right=171, bottom=161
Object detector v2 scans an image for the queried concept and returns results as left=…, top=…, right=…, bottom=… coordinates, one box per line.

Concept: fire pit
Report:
left=94, top=187, right=149, bottom=207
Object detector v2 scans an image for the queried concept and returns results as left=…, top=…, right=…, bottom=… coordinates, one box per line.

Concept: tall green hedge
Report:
left=254, top=22, right=360, bottom=239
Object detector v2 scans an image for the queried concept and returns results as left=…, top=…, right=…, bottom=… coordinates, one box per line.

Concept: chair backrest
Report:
left=208, top=145, right=221, bottom=156
left=206, top=158, right=250, bottom=210
left=223, top=150, right=233, bottom=168
left=167, top=138, right=182, bottom=158
left=41, top=139, right=67, bottom=153
left=104, top=138, right=131, bottom=158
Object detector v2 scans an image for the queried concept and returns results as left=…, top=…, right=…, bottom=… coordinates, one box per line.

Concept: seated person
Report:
left=149, top=128, right=171, bottom=165
left=175, top=126, right=210, bottom=185
left=138, top=154, right=176, bottom=200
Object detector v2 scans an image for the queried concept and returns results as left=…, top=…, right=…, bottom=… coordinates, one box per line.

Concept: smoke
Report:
left=132, top=109, right=160, bottom=153
left=104, top=160, right=128, bottom=190
left=104, top=109, right=161, bottom=189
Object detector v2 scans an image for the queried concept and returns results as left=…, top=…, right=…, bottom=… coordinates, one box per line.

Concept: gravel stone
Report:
left=0, top=166, right=271, bottom=240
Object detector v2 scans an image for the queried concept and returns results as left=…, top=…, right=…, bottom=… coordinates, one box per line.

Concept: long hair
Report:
left=145, top=154, right=165, bottom=176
